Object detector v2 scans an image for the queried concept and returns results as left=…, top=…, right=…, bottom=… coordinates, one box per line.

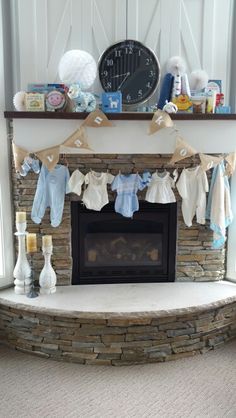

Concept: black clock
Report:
left=98, top=40, right=160, bottom=106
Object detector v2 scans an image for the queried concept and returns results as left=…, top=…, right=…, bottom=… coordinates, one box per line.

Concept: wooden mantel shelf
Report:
left=4, top=111, right=236, bottom=120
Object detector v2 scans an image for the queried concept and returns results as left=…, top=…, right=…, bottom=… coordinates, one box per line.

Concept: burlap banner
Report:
left=62, top=125, right=93, bottom=151
left=83, top=109, right=113, bottom=127
left=149, top=110, right=173, bottom=135
left=36, top=146, right=60, bottom=171
left=199, top=153, right=223, bottom=171
left=169, top=136, right=197, bottom=164
left=12, top=142, right=29, bottom=172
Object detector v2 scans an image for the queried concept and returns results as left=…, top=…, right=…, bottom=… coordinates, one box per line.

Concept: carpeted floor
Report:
left=0, top=340, right=236, bottom=418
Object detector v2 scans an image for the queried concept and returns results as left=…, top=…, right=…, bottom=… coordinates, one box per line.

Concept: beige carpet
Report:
left=0, top=341, right=236, bottom=418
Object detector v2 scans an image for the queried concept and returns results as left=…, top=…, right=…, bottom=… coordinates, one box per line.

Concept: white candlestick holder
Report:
left=13, top=222, right=31, bottom=294
left=39, top=245, right=57, bottom=294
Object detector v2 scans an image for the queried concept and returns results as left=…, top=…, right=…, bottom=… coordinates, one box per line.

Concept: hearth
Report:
left=71, top=201, right=177, bottom=284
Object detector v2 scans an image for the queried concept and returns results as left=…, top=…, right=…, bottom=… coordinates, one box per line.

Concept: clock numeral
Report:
left=102, top=70, right=108, bottom=76
left=125, top=47, right=133, bottom=54
left=149, top=70, right=155, bottom=77
left=106, top=59, right=113, bottom=66
left=105, top=82, right=112, bottom=89
left=145, top=58, right=152, bottom=65
left=138, top=89, right=143, bottom=97
left=126, top=94, right=131, bottom=101
left=138, top=50, right=142, bottom=57
left=115, top=50, right=122, bottom=57
left=146, top=81, right=151, bottom=88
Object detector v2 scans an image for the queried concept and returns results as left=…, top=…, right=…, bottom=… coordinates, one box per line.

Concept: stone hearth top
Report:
left=1, top=282, right=236, bottom=319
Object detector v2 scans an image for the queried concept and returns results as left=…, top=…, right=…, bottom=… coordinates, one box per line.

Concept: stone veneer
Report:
left=12, top=154, right=226, bottom=284
left=0, top=299, right=235, bottom=365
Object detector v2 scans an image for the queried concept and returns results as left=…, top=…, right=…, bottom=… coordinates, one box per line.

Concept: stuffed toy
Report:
left=67, top=84, right=96, bottom=112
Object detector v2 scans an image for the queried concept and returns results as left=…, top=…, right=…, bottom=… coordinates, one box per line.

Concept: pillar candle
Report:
left=42, top=235, right=52, bottom=248
left=26, top=233, right=37, bottom=253
left=16, top=211, right=26, bottom=223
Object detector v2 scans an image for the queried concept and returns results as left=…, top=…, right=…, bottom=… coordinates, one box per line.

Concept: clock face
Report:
left=99, top=40, right=160, bottom=106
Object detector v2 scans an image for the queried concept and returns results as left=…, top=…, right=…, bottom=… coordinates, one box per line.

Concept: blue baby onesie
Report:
left=111, top=173, right=146, bottom=218
left=31, top=164, right=70, bottom=227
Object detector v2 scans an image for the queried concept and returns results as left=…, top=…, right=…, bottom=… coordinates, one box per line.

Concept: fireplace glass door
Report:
left=71, top=202, right=177, bottom=284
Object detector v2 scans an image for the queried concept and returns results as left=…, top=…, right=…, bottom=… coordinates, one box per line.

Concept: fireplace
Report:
left=71, top=201, right=177, bottom=284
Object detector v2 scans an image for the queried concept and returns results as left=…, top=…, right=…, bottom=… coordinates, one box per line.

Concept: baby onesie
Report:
left=111, top=173, right=146, bottom=218
left=68, top=169, right=85, bottom=196
left=145, top=171, right=176, bottom=204
left=176, top=166, right=209, bottom=227
left=31, top=164, right=70, bottom=227
left=82, top=171, right=114, bottom=211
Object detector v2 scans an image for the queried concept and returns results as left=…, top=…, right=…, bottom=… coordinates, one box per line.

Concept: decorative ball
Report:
left=58, top=50, right=97, bottom=90
left=166, top=56, right=186, bottom=76
left=189, top=69, right=209, bottom=91
left=13, top=91, right=26, bottom=111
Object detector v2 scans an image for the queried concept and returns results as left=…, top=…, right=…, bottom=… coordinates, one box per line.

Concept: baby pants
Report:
left=31, top=164, right=70, bottom=227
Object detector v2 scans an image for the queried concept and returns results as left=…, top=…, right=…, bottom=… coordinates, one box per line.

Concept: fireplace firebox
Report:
left=71, top=202, right=177, bottom=284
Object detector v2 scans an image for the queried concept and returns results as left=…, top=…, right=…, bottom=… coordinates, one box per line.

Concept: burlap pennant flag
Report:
left=12, top=142, right=29, bottom=172
left=36, top=146, right=60, bottom=171
left=149, top=110, right=173, bottom=135
left=199, top=153, right=222, bottom=171
left=225, top=152, right=236, bottom=176
left=83, top=109, right=113, bottom=127
left=62, top=126, right=93, bottom=150
left=169, top=136, right=197, bottom=164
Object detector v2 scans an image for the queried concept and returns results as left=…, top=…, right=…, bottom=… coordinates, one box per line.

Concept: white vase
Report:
left=39, top=245, right=57, bottom=294
left=13, top=222, right=31, bottom=294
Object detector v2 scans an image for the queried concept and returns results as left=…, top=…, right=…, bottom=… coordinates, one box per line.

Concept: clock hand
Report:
left=117, top=72, right=130, bottom=90
left=111, top=72, right=130, bottom=79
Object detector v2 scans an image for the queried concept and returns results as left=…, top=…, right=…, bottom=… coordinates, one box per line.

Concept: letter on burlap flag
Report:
left=199, top=153, right=222, bottom=171
left=62, top=125, right=92, bottom=150
left=225, top=152, right=236, bottom=176
left=83, top=109, right=113, bottom=127
left=149, top=110, right=173, bottom=135
left=36, top=146, right=60, bottom=171
left=12, top=142, right=28, bottom=172
left=169, top=136, right=197, bottom=164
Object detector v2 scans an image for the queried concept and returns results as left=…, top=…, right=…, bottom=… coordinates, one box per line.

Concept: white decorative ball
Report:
left=58, top=50, right=97, bottom=90
left=189, top=69, right=209, bottom=91
left=166, top=56, right=186, bottom=76
left=13, top=91, right=26, bottom=111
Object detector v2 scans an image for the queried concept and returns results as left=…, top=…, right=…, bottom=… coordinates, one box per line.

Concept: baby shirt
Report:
left=82, top=171, right=114, bottom=211
left=31, top=164, right=70, bottom=227
left=176, top=166, right=209, bottom=227
left=111, top=173, right=146, bottom=218
left=145, top=171, right=176, bottom=204
left=68, top=169, right=85, bottom=196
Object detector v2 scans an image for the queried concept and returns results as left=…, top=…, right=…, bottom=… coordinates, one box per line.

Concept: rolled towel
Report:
left=157, top=73, right=174, bottom=109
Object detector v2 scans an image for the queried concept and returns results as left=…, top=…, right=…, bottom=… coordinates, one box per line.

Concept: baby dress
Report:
left=111, top=173, right=146, bottom=218
left=31, top=164, right=70, bottom=227
left=67, top=169, right=85, bottom=196
left=145, top=171, right=176, bottom=204
left=82, top=170, right=114, bottom=211
left=176, top=165, right=209, bottom=227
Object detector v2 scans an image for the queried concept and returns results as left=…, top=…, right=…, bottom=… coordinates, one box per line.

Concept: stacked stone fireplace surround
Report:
left=1, top=153, right=235, bottom=365
left=12, top=153, right=225, bottom=284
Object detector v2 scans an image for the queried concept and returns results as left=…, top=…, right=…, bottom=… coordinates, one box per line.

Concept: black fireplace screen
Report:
left=71, top=202, right=177, bottom=284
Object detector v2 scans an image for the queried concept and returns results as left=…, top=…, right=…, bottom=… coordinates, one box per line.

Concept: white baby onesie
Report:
left=67, top=169, right=85, bottom=196
left=82, top=171, right=114, bottom=211
left=145, top=171, right=176, bottom=204
left=176, top=166, right=209, bottom=227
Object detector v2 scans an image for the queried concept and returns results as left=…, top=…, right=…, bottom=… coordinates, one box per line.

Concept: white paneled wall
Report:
left=11, top=0, right=233, bottom=104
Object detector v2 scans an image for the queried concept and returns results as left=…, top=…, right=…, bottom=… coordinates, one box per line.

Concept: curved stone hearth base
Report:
left=0, top=283, right=236, bottom=365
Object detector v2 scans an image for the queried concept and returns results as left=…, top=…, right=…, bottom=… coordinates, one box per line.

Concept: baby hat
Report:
left=68, top=169, right=85, bottom=196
